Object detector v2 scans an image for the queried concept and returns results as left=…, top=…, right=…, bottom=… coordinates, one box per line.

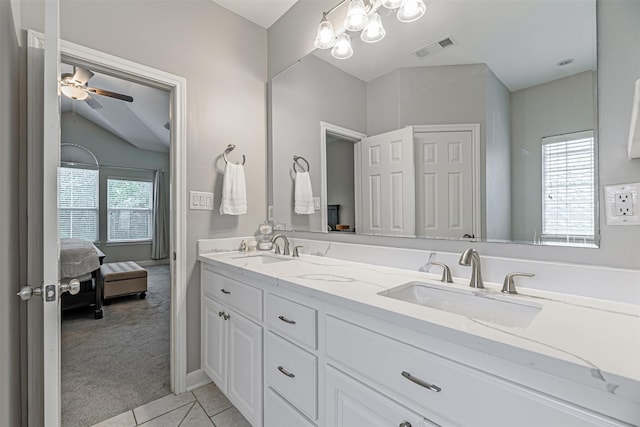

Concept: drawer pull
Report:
left=401, top=371, right=441, bottom=392
left=399, top=423, right=412, bottom=427
left=277, top=365, right=295, bottom=378
left=223, top=313, right=230, bottom=320
left=218, top=311, right=224, bottom=317
left=278, top=315, right=296, bottom=325
left=221, top=289, right=231, bottom=294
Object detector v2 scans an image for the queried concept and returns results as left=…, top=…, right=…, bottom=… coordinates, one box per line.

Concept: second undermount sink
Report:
left=231, top=254, right=293, bottom=264
left=379, top=282, right=542, bottom=328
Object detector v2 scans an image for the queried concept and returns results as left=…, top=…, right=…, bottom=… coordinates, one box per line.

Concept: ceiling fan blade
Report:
left=86, top=87, right=134, bottom=102
left=84, top=94, right=103, bottom=110
left=72, top=67, right=94, bottom=85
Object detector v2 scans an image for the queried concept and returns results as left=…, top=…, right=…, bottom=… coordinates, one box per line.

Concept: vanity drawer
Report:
left=202, top=268, right=262, bottom=322
left=267, top=293, right=317, bottom=350
left=265, top=332, right=317, bottom=420
left=326, top=316, right=615, bottom=427
left=264, top=387, right=315, bottom=427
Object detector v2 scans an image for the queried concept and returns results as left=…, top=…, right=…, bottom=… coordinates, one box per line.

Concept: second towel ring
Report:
left=223, top=144, right=246, bottom=165
left=293, top=155, right=309, bottom=173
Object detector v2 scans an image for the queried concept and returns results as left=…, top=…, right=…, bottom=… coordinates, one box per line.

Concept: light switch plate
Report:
left=605, top=183, right=640, bottom=225
left=190, top=191, right=214, bottom=210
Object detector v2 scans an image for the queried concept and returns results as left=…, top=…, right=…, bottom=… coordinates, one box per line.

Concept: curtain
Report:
left=151, top=169, right=169, bottom=260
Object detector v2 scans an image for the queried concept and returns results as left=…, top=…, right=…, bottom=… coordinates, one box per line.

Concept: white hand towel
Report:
left=294, top=171, right=314, bottom=214
left=220, top=163, right=247, bottom=215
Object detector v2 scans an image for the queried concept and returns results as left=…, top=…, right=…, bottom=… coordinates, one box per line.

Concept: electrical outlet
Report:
left=313, top=197, right=321, bottom=210
left=605, top=183, right=640, bottom=225
left=615, top=192, right=634, bottom=216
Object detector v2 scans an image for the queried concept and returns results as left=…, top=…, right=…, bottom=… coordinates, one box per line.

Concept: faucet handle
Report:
left=502, top=272, right=535, bottom=294
left=274, top=243, right=281, bottom=255
left=430, top=262, right=453, bottom=283
left=292, top=246, right=303, bottom=257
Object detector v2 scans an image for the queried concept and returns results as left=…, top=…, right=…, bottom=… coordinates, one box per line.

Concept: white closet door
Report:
left=359, top=127, right=415, bottom=237
left=415, top=130, right=475, bottom=239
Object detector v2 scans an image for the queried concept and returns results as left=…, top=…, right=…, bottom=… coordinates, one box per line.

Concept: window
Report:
left=542, top=130, right=595, bottom=241
left=107, top=178, right=153, bottom=242
left=58, top=167, right=99, bottom=241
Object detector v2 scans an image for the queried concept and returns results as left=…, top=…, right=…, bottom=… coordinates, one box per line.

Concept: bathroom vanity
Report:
left=199, top=243, right=640, bottom=427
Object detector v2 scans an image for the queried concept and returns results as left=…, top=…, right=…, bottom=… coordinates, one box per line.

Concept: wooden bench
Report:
left=101, top=261, right=148, bottom=304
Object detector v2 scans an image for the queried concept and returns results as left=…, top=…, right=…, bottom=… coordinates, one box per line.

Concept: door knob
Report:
left=60, top=279, right=81, bottom=296
left=17, top=286, right=43, bottom=301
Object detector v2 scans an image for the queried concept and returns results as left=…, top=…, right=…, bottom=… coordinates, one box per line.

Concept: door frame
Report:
left=27, top=29, right=189, bottom=417
left=413, top=124, right=481, bottom=239
left=319, top=122, right=367, bottom=234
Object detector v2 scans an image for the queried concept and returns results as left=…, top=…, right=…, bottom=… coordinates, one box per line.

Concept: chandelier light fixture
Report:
left=314, top=0, right=427, bottom=59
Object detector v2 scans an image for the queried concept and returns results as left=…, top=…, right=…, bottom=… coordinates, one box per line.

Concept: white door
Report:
left=415, top=129, right=477, bottom=239
left=22, top=3, right=62, bottom=426
left=202, top=296, right=226, bottom=389
left=325, top=366, right=436, bottom=427
left=359, top=127, right=415, bottom=236
left=227, top=309, right=263, bottom=427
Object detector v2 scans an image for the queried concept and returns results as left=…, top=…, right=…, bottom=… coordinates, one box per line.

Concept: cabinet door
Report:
left=202, top=296, right=226, bottom=391
left=326, top=366, right=437, bottom=427
left=227, top=308, right=263, bottom=427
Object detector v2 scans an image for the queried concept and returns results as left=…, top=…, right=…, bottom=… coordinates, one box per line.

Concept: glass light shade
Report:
left=331, top=33, right=353, bottom=60
left=382, top=0, right=403, bottom=9
left=314, top=16, right=336, bottom=49
left=397, top=0, right=426, bottom=22
left=344, top=0, right=369, bottom=31
left=61, top=85, right=89, bottom=100
left=361, top=12, right=386, bottom=43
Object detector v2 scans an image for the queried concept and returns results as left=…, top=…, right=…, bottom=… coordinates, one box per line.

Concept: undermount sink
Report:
left=231, top=254, right=292, bottom=264
left=379, top=282, right=542, bottom=328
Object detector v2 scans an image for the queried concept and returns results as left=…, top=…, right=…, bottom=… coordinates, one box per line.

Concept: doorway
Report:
left=26, top=31, right=188, bottom=426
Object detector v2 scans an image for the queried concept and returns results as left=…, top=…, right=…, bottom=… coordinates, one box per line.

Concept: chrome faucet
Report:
left=271, top=234, right=290, bottom=256
left=458, top=248, right=484, bottom=289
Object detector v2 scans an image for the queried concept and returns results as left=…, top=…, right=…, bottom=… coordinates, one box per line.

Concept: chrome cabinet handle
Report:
left=278, top=315, right=296, bottom=325
left=218, top=311, right=224, bottom=317
left=399, top=423, right=412, bottom=427
left=221, top=289, right=231, bottom=294
left=277, top=366, right=295, bottom=378
left=401, top=371, right=441, bottom=392
left=223, top=313, right=230, bottom=320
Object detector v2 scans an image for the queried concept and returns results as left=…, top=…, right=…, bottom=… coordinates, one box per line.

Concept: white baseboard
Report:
left=136, top=259, right=170, bottom=267
left=186, top=369, right=211, bottom=391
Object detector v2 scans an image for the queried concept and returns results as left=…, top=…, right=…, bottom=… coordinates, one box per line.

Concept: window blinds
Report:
left=58, top=167, right=99, bottom=241
left=541, top=131, right=595, bottom=240
left=107, top=178, right=153, bottom=242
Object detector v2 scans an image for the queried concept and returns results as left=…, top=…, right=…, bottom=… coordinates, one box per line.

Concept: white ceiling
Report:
left=312, top=0, right=596, bottom=90
left=209, top=0, right=299, bottom=29
left=60, top=63, right=170, bottom=153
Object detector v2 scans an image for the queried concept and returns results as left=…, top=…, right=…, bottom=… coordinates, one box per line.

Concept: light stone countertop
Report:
left=198, top=250, right=640, bottom=405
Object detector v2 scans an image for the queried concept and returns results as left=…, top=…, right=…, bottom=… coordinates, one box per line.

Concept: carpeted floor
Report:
left=61, top=264, right=171, bottom=427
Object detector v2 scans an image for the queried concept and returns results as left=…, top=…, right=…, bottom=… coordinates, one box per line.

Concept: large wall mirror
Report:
left=271, top=0, right=598, bottom=247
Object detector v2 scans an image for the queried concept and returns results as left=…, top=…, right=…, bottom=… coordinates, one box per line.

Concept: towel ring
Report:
left=293, top=155, right=309, bottom=173
left=223, top=144, right=246, bottom=165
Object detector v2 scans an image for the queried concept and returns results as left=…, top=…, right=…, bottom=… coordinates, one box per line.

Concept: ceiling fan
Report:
left=60, top=67, right=134, bottom=109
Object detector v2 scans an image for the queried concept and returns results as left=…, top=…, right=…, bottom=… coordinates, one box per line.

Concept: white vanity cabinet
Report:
left=201, top=267, right=263, bottom=427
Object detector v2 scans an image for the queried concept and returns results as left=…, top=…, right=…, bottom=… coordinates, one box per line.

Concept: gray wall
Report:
left=485, top=68, right=512, bottom=241
left=269, top=0, right=640, bottom=269
left=61, top=112, right=170, bottom=262
left=22, top=0, right=268, bottom=374
left=271, top=54, right=366, bottom=231
left=326, top=137, right=356, bottom=229
left=510, top=71, right=595, bottom=242
left=1, top=0, right=23, bottom=424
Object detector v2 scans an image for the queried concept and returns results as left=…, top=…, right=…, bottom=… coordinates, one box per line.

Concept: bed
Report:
left=60, top=238, right=105, bottom=319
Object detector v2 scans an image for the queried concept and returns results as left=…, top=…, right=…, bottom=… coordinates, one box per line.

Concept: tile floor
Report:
left=91, top=382, right=250, bottom=427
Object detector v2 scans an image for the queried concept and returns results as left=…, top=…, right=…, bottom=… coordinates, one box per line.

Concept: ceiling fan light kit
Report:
left=60, top=66, right=134, bottom=109
left=314, top=0, right=426, bottom=59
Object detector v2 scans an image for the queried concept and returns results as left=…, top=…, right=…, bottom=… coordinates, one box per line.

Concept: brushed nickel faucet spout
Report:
left=459, top=248, right=484, bottom=289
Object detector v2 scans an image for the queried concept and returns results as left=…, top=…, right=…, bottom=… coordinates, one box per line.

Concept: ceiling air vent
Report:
left=412, top=36, right=456, bottom=59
